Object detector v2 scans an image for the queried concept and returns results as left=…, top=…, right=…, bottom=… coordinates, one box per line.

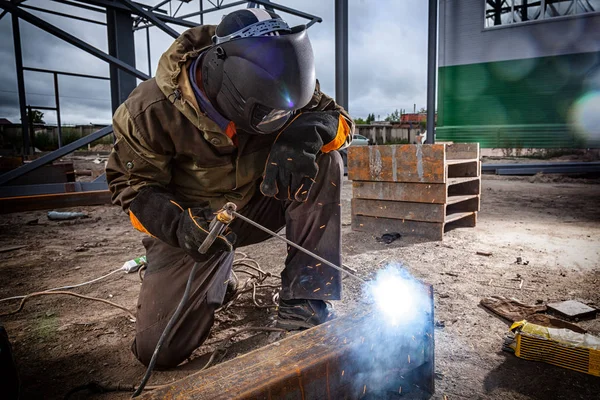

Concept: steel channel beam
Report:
left=496, top=166, right=600, bottom=175
left=12, top=13, right=30, bottom=156
left=0, top=125, right=113, bottom=186
left=118, top=0, right=179, bottom=39
left=0, top=181, right=108, bottom=197
left=142, top=284, right=435, bottom=399
left=0, top=190, right=112, bottom=213
left=23, top=66, right=110, bottom=80
left=20, top=4, right=106, bottom=25
left=425, top=0, right=437, bottom=144
left=482, top=162, right=600, bottom=172
left=334, top=0, right=348, bottom=111
left=0, top=1, right=150, bottom=81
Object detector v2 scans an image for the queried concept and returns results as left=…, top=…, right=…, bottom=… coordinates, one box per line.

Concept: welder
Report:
left=106, top=9, right=353, bottom=369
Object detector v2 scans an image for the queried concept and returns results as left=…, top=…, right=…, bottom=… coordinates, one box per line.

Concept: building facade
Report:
left=437, top=0, right=600, bottom=148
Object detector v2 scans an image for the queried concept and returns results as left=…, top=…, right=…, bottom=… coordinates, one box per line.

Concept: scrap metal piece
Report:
left=142, top=284, right=435, bottom=399
left=547, top=300, right=597, bottom=321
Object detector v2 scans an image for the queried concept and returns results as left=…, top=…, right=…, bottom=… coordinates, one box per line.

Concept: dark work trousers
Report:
left=132, top=151, right=343, bottom=368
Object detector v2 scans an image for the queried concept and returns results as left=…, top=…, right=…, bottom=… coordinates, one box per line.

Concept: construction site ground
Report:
left=1, top=171, right=599, bottom=399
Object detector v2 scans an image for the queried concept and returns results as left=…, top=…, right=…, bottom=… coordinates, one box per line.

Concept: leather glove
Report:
left=129, top=186, right=236, bottom=259
left=260, top=111, right=350, bottom=202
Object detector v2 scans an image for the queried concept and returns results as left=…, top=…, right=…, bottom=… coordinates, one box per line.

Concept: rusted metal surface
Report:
left=352, top=198, right=445, bottom=223
left=142, top=289, right=435, bottom=400
left=0, top=190, right=112, bottom=213
left=353, top=181, right=447, bottom=204
left=347, top=144, right=446, bottom=183
left=445, top=143, right=479, bottom=160
left=446, top=160, right=480, bottom=179
left=352, top=215, right=444, bottom=241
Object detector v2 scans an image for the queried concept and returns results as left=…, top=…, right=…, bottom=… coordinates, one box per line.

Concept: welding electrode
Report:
left=231, top=211, right=366, bottom=284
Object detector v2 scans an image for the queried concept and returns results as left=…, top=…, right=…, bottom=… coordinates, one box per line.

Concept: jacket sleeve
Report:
left=299, top=79, right=355, bottom=151
left=105, top=103, right=173, bottom=212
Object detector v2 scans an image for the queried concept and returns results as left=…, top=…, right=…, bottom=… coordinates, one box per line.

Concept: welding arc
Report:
left=232, top=211, right=366, bottom=284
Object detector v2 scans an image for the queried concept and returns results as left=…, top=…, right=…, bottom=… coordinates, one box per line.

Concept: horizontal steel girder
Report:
left=0, top=125, right=113, bottom=186
left=142, top=284, right=435, bottom=399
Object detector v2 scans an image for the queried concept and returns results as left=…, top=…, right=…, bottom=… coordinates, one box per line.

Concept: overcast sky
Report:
left=0, top=0, right=428, bottom=125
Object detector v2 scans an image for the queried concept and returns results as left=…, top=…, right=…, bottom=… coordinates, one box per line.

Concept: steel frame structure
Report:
left=0, top=0, right=325, bottom=200
left=0, top=0, right=440, bottom=200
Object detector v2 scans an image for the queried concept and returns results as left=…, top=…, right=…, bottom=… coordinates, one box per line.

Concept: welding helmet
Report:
left=201, top=9, right=316, bottom=134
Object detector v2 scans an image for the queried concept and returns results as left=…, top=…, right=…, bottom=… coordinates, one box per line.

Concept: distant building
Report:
left=437, top=0, right=600, bottom=148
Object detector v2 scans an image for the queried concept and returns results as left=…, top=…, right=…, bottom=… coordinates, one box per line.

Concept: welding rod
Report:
left=232, top=211, right=366, bottom=284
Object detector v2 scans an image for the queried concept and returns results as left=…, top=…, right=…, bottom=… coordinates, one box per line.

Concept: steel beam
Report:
left=118, top=0, right=180, bottom=39
left=0, top=1, right=150, bottom=81
left=334, top=0, right=348, bottom=111
left=51, top=0, right=106, bottom=13
left=20, top=4, right=107, bottom=25
left=106, top=6, right=138, bottom=112
left=0, top=125, right=113, bottom=186
left=11, top=13, right=30, bottom=156
left=142, top=285, right=435, bottom=399
left=426, top=0, right=437, bottom=144
left=0, top=181, right=108, bottom=197
left=23, top=66, right=110, bottom=80
left=0, top=190, right=112, bottom=213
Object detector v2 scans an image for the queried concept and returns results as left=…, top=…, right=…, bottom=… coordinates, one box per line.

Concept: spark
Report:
left=363, top=385, right=366, bottom=394
left=408, top=354, right=411, bottom=363
left=313, top=288, right=321, bottom=292
left=319, top=225, right=326, bottom=229
left=316, top=263, right=321, bottom=267
left=271, top=162, right=278, bottom=166
left=341, top=370, right=344, bottom=376
left=287, top=158, right=293, bottom=161
left=366, top=264, right=430, bottom=327
left=331, top=181, right=337, bottom=186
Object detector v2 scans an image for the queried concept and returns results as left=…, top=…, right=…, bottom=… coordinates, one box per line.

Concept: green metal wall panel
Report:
left=437, top=51, right=600, bottom=148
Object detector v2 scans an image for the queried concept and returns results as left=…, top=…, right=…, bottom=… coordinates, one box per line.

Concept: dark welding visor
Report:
left=202, top=25, right=315, bottom=134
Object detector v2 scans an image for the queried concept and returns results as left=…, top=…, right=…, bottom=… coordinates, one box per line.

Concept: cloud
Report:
left=0, top=0, right=429, bottom=124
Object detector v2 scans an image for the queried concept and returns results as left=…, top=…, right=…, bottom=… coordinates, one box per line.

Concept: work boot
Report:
left=276, top=299, right=335, bottom=330
left=222, top=271, right=239, bottom=305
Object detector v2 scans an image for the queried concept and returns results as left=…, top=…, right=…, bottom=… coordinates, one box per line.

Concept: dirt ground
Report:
left=1, top=172, right=599, bottom=399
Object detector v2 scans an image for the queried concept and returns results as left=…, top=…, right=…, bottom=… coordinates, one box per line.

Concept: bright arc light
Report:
left=367, top=265, right=429, bottom=327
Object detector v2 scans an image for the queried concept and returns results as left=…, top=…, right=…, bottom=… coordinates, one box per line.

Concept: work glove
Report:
left=260, top=111, right=350, bottom=202
left=129, top=186, right=236, bottom=260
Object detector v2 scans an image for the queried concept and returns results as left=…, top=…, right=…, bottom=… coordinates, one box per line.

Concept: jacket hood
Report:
left=155, top=25, right=230, bottom=140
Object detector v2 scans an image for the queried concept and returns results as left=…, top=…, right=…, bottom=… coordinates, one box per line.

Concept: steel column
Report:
left=12, top=13, right=30, bottom=156
left=425, top=0, right=438, bottom=144
left=334, top=0, right=348, bottom=111
left=53, top=73, right=63, bottom=148
left=106, top=6, right=138, bottom=113
left=146, top=26, right=152, bottom=76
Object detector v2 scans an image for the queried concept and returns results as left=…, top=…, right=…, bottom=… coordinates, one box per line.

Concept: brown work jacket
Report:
left=106, top=25, right=353, bottom=213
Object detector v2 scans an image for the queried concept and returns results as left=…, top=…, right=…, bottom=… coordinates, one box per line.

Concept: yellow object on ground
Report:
left=509, top=320, right=600, bottom=377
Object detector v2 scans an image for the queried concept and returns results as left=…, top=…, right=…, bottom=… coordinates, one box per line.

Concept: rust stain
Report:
left=296, top=368, right=305, bottom=400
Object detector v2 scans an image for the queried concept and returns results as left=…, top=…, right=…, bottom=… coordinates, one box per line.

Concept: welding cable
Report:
left=132, top=260, right=203, bottom=397
left=0, top=290, right=136, bottom=321
left=0, top=267, right=123, bottom=303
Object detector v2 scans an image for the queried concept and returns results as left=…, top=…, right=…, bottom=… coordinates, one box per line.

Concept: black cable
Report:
left=132, top=261, right=201, bottom=397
